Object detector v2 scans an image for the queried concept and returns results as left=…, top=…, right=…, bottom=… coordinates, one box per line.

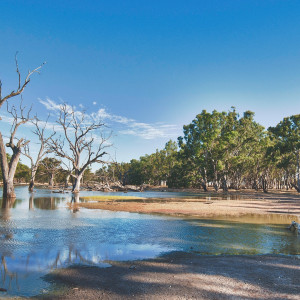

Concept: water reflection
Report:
left=0, top=186, right=300, bottom=297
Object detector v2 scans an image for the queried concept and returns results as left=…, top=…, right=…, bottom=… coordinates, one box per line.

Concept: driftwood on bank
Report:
left=288, top=221, right=300, bottom=234
left=83, top=181, right=145, bottom=192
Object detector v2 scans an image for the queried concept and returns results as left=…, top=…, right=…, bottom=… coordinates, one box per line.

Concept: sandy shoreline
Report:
left=72, top=190, right=300, bottom=220
left=36, top=252, right=300, bottom=300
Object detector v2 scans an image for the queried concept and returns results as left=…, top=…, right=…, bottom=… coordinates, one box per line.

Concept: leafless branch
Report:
left=6, top=97, right=32, bottom=150
left=0, top=53, right=46, bottom=110
left=46, top=102, right=111, bottom=192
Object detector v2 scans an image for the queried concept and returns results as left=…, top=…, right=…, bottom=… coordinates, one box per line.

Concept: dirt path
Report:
left=37, top=252, right=300, bottom=300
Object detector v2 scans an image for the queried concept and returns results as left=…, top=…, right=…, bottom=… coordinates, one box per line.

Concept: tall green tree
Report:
left=268, top=114, right=300, bottom=192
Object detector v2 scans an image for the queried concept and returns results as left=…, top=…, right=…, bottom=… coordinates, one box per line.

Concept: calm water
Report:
left=0, top=186, right=300, bottom=297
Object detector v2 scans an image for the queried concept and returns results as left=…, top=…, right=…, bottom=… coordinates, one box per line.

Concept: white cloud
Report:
left=93, top=101, right=97, bottom=105
left=39, top=98, right=180, bottom=140
left=120, top=122, right=179, bottom=140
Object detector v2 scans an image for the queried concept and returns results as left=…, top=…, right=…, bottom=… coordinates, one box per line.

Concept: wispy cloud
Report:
left=39, top=98, right=180, bottom=140
left=120, top=122, right=179, bottom=140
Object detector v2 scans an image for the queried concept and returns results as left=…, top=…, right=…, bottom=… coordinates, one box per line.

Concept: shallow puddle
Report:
left=0, top=187, right=300, bottom=297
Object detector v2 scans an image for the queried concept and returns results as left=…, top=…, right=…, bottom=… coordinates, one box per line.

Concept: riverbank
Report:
left=71, top=190, right=300, bottom=219
left=37, top=252, right=300, bottom=300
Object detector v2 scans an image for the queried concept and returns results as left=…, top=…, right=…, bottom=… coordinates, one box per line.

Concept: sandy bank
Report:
left=37, top=252, right=300, bottom=300
left=71, top=190, right=300, bottom=219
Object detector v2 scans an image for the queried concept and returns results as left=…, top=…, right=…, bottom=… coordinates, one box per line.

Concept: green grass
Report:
left=80, top=195, right=146, bottom=201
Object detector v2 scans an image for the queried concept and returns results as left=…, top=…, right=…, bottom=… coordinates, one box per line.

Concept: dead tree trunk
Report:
left=28, top=167, right=37, bottom=192
left=0, top=54, right=44, bottom=200
left=72, top=174, right=83, bottom=193
left=65, top=173, right=71, bottom=188
left=0, top=132, right=22, bottom=199
left=23, top=117, right=53, bottom=192
left=48, top=103, right=110, bottom=194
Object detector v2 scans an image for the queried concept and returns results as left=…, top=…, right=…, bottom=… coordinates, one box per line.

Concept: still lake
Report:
left=0, top=186, right=300, bottom=297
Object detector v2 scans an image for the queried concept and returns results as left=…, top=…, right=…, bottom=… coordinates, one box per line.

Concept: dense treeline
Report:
left=1, top=109, right=299, bottom=193
left=99, top=109, right=300, bottom=193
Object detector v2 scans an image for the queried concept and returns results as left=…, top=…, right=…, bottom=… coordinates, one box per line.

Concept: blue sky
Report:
left=1, top=0, right=300, bottom=164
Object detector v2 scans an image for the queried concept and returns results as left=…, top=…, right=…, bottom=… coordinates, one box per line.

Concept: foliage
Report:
left=97, top=110, right=299, bottom=193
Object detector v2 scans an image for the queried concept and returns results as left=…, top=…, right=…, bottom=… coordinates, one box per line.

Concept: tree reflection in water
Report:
left=0, top=244, right=110, bottom=295
left=70, top=193, right=80, bottom=213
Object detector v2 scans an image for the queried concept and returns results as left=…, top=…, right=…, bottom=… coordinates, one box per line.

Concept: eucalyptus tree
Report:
left=37, top=157, right=62, bottom=188
left=48, top=103, right=110, bottom=193
left=0, top=55, right=44, bottom=199
left=228, top=111, right=266, bottom=190
left=268, top=114, right=300, bottom=192
left=178, top=110, right=227, bottom=191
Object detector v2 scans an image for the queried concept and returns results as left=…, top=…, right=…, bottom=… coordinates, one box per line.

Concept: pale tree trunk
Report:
left=222, top=176, right=228, bottom=192
left=49, top=173, right=55, bottom=188
left=3, top=181, right=16, bottom=199
left=65, top=174, right=70, bottom=188
left=28, top=168, right=37, bottom=192
left=0, top=133, right=21, bottom=200
left=262, top=175, right=269, bottom=193
left=200, top=168, right=208, bottom=192
left=212, top=162, right=219, bottom=192
left=72, top=174, right=83, bottom=193
left=200, top=180, right=208, bottom=192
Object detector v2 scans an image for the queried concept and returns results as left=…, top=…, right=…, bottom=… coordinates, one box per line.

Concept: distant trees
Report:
left=97, top=140, right=178, bottom=186
left=36, top=157, right=62, bottom=188
left=268, top=114, right=300, bottom=192
left=99, top=110, right=300, bottom=193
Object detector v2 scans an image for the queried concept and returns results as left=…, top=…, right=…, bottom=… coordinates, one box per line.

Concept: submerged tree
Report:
left=23, top=117, right=54, bottom=192
left=48, top=103, right=110, bottom=193
left=0, top=55, right=44, bottom=199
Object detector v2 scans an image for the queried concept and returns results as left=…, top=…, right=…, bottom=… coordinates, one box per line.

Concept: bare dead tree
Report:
left=61, top=160, right=74, bottom=188
left=0, top=100, right=32, bottom=199
left=48, top=103, right=111, bottom=193
left=0, top=54, right=45, bottom=199
left=22, top=116, right=54, bottom=192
